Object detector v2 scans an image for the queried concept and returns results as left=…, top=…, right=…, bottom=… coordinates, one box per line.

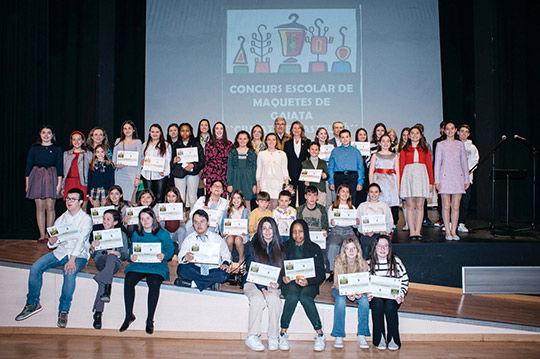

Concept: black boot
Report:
left=145, top=319, right=154, bottom=335
left=100, top=284, right=112, bottom=303
left=93, top=312, right=102, bottom=330
left=119, top=314, right=136, bottom=332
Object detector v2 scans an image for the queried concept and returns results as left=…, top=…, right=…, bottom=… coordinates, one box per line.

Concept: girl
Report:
left=387, top=129, right=398, bottom=152
left=399, top=125, right=434, bottom=240
left=62, top=131, right=91, bottom=211
left=171, top=123, right=205, bottom=210
left=222, top=190, right=250, bottom=264
left=120, top=208, right=174, bottom=334
left=141, top=124, right=171, bottom=203
left=87, top=126, right=112, bottom=158
left=370, top=123, right=387, bottom=157
left=201, top=122, right=233, bottom=197
left=196, top=118, right=212, bottom=150
left=227, top=131, right=257, bottom=209
left=256, top=133, right=289, bottom=210
left=397, top=127, right=410, bottom=230
left=354, top=128, right=370, bottom=207
left=160, top=187, right=187, bottom=254
left=112, top=120, right=143, bottom=204
left=191, top=180, right=228, bottom=233
left=25, top=126, right=63, bottom=242
left=250, top=124, right=266, bottom=155
left=167, top=124, right=180, bottom=147
left=89, top=209, right=129, bottom=329
left=123, top=189, right=157, bottom=238
left=243, top=217, right=286, bottom=352
left=314, top=127, right=329, bottom=146
left=368, top=235, right=409, bottom=351
left=279, top=219, right=326, bottom=352
left=434, top=121, right=470, bottom=240
left=104, top=185, right=127, bottom=217
left=87, top=144, right=115, bottom=208
left=331, top=237, right=370, bottom=349
left=283, top=121, right=310, bottom=206
left=369, top=135, right=400, bottom=227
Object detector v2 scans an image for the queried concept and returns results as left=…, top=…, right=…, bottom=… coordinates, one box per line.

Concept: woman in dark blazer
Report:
left=283, top=121, right=310, bottom=206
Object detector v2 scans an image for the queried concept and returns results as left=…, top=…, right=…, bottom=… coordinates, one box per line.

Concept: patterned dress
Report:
left=373, top=153, right=399, bottom=207
left=201, top=139, right=233, bottom=196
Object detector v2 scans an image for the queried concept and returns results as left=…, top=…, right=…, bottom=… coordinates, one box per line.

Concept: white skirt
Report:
left=400, top=163, right=430, bottom=198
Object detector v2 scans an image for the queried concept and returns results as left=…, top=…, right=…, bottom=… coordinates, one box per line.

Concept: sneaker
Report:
left=434, top=221, right=443, bottom=227
left=314, top=333, right=326, bottom=352
left=267, top=337, right=279, bottom=351
left=15, top=303, right=43, bottom=321
left=245, top=335, right=265, bottom=351
left=458, top=223, right=469, bottom=233
left=422, top=219, right=435, bottom=227
left=357, top=335, right=369, bottom=349
left=57, top=311, right=68, bottom=328
left=388, top=338, right=399, bottom=351
left=402, top=224, right=409, bottom=231
left=377, top=338, right=386, bottom=350
left=333, top=337, right=344, bottom=349
left=279, top=333, right=290, bottom=351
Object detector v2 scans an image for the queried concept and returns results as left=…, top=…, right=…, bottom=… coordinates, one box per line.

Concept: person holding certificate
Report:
left=283, top=121, right=310, bottom=206
left=221, top=190, right=250, bottom=264
left=121, top=208, right=174, bottom=334
left=301, top=142, right=329, bottom=206
left=160, top=187, right=187, bottom=255
left=190, top=180, right=228, bottom=233
left=89, top=209, right=129, bottom=329
left=104, top=185, right=128, bottom=217
left=367, top=236, right=409, bottom=351
left=112, top=120, right=143, bottom=204
left=243, top=217, right=286, bottom=351
left=123, top=189, right=157, bottom=238
left=227, top=131, right=258, bottom=209
left=279, top=219, right=326, bottom=352
left=201, top=122, right=233, bottom=197
left=141, top=124, right=171, bottom=203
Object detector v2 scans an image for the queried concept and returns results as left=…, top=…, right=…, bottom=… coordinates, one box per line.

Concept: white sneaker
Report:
left=267, top=337, right=279, bottom=351
left=388, top=338, right=399, bottom=351
left=402, top=224, right=409, bottom=231
left=377, top=338, right=386, bottom=350
left=357, top=335, right=369, bottom=349
left=333, top=337, right=344, bottom=349
left=314, top=334, right=326, bottom=352
left=458, top=223, right=469, bottom=233
left=278, top=333, right=290, bottom=351
left=245, top=335, right=265, bottom=351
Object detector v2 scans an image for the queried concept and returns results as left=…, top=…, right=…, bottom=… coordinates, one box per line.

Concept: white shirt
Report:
left=294, top=138, right=301, bottom=157
left=189, top=196, right=229, bottom=232
left=328, top=203, right=357, bottom=228
left=141, top=141, right=171, bottom=180
left=463, top=139, right=479, bottom=183
left=48, top=209, right=92, bottom=260
left=179, top=229, right=232, bottom=270
left=356, top=200, right=394, bottom=234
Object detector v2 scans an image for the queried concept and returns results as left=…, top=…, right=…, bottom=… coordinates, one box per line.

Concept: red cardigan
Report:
left=399, top=147, right=434, bottom=185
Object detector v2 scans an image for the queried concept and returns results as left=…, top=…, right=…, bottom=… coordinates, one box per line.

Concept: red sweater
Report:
left=399, top=147, right=434, bottom=185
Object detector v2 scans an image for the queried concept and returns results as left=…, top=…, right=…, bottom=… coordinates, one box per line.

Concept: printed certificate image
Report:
left=204, top=209, right=220, bottom=228
left=116, top=150, right=139, bottom=166
left=133, top=242, right=162, bottom=263
left=276, top=217, right=293, bottom=237
left=157, top=203, right=184, bottom=221
left=299, top=169, right=323, bottom=183
left=222, top=218, right=248, bottom=235
left=332, top=208, right=357, bottom=226
left=46, top=224, right=79, bottom=243
left=361, top=214, right=387, bottom=233
left=284, top=258, right=316, bottom=279
left=142, top=156, right=165, bottom=172
left=370, top=276, right=402, bottom=300
left=310, top=231, right=326, bottom=249
left=246, top=262, right=281, bottom=287
left=176, top=147, right=199, bottom=163
left=126, top=206, right=147, bottom=225
left=338, top=272, right=370, bottom=296
left=190, top=242, right=220, bottom=265
left=91, top=205, right=115, bottom=225
left=93, top=228, right=123, bottom=250
left=319, top=144, right=334, bottom=161
left=352, top=141, right=371, bottom=156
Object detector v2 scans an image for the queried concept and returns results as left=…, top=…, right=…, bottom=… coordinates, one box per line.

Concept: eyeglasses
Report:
left=65, top=197, right=80, bottom=202
left=376, top=244, right=389, bottom=249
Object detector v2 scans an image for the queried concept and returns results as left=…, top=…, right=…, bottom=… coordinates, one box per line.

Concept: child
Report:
left=123, top=189, right=157, bottom=238
left=387, top=129, right=398, bottom=152
left=297, top=186, right=329, bottom=269
left=221, top=190, right=250, bottom=264
left=457, top=124, right=479, bottom=233
left=357, top=183, right=394, bottom=259
left=227, top=131, right=257, bottom=210
left=272, top=190, right=297, bottom=242
left=104, top=185, right=127, bottom=216
left=62, top=131, right=91, bottom=211
left=354, top=128, right=370, bottom=207
left=190, top=180, right=228, bottom=233
left=256, top=133, right=290, bottom=210
left=141, top=124, right=171, bottom=203
left=248, top=191, right=273, bottom=238
left=87, top=144, right=115, bottom=208
left=397, top=128, right=410, bottom=230
left=301, top=142, right=329, bottom=206
left=160, top=187, right=187, bottom=255
left=369, top=123, right=387, bottom=159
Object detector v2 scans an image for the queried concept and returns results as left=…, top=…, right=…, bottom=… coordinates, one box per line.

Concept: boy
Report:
left=272, top=190, right=296, bottom=241
left=248, top=191, right=273, bottom=238
left=301, top=142, right=329, bottom=206
left=457, top=124, right=479, bottom=232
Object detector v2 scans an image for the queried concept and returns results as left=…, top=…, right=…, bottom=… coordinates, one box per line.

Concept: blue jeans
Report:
left=331, top=287, right=370, bottom=337
left=27, top=251, right=88, bottom=312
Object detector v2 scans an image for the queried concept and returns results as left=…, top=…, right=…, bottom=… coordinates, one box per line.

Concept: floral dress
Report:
left=201, top=139, right=233, bottom=196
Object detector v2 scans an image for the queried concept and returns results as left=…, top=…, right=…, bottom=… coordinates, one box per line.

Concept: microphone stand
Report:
left=513, top=137, right=538, bottom=231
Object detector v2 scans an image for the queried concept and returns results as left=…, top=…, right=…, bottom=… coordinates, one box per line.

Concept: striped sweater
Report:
left=370, top=256, right=409, bottom=298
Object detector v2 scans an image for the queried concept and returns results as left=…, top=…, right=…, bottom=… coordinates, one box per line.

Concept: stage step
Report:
left=462, top=266, right=540, bottom=294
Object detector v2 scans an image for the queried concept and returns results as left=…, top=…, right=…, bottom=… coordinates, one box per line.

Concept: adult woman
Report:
left=112, top=120, right=143, bottom=204
left=256, top=133, right=289, bottom=210
left=227, top=131, right=257, bottom=208
left=120, top=208, right=174, bottom=334
left=243, top=217, right=286, bottom=351
left=62, top=131, right=91, bottom=210
left=195, top=119, right=212, bottom=150
left=250, top=124, right=266, bottom=155
left=87, top=126, right=112, bottom=158
left=141, top=124, right=171, bottom=203
left=283, top=121, right=310, bottom=205
left=25, top=126, right=63, bottom=242
left=201, top=122, right=233, bottom=197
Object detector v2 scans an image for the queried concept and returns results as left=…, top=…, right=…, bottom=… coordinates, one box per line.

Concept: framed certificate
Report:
left=246, top=262, right=281, bottom=287
left=117, top=150, right=139, bottom=166
left=142, top=156, right=165, bottom=172
left=309, top=231, right=326, bottom=249
left=93, top=228, right=123, bottom=250
left=332, top=208, right=357, bottom=226
left=370, top=276, right=401, bottom=299
left=352, top=141, right=371, bottom=157
left=361, top=214, right=386, bottom=233
left=46, top=224, right=79, bottom=243
left=190, top=242, right=221, bottom=265
left=338, top=272, right=370, bottom=296
left=319, top=144, right=334, bottom=161
left=176, top=147, right=199, bottom=163
left=222, top=218, right=248, bottom=236
left=157, top=203, right=184, bottom=221
left=284, top=258, right=316, bottom=279
left=299, top=169, right=323, bottom=183
left=133, top=242, right=162, bottom=263
left=90, top=205, right=115, bottom=225
left=125, top=206, right=147, bottom=225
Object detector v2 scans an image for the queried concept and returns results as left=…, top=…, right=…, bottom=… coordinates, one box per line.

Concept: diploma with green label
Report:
left=117, top=150, right=139, bottom=166
left=352, top=141, right=370, bottom=156
left=332, top=208, right=357, bottom=226
left=157, top=203, right=184, bottom=221
left=91, top=205, right=115, bottom=225
left=126, top=206, right=147, bottom=225
left=309, top=231, right=326, bottom=249
left=133, top=242, right=161, bottom=263
left=299, top=169, right=323, bottom=183
left=370, top=275, right=402, bottom=299
left=222, top=218, right=248, bottom=235
left=176, top=147, right=199, bottom=163
left=284, top=258, right=316, bottom=279
left=246, top=262, right=281, bottom=287
left=190, top=242, right=220, bottom=265
left=46, top=224, right=79, bottom=243
left=361, top=214, right=387, bottom=233
left=338, top=272, right=370, bottom=296
left=204, top=209, right=220, bottom=228
left=93, top=228, right=123, bottom=250
left=142, top=156, right=165, bottom=172
left=319, top=144, right=334, bottom=161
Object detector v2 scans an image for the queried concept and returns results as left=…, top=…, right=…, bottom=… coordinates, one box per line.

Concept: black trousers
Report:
left=124, top=272, right=164, bottom=323
left=142, top=177, right=168, bottom=203
left=459, top=186, right=472, bottom=224
left=371, top=297, right=401, bottom=348
left=334, top=172, right=359, bottom=204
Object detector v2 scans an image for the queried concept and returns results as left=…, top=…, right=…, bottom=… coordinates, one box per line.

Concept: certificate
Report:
left=133, top=242, right=162, bottom=263
left=370, top=276, right=402, bottom=299
left=361, top=214, right=387, bottom=233
left=276, top=216, right=293, bottom=237
left=284, top=258, right=316, bottom=279
left=116, top=150, right=139, bottom=166
left=319, top=144, right=334, bottom=161
left=299, top=169, right=323, bottom=183
left=125, top=206, right=147, bottom=225
left=190, top=242, right=221, bottom=265
left=246, top=262, right=281, bottom=287
left=332, top=208, right=357, bottom=226
left=143, top=156, right=165, bottom=172
left=310, top=231, right=326, bottom=249
left=157, top=203, right=184, bottom=221
left=46, top=224, right=79, bottom=243
left=338, top=272, right=371, bottom=296
left=352, top=141, right=371, bottom=157
left=222, top=218, right=248, bottom=236
left=204, top=209, right=220, bottom=228
left=93, top=228, right=123, bottom=250
left=176, top=147, right=199, bottom=163
left=91, top=205, right=115, bottom=225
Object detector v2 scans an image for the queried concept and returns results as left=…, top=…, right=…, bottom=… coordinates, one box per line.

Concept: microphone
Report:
left=501, top=135, right=507, bottom=141
left=514, top=134, right=526, bottom=142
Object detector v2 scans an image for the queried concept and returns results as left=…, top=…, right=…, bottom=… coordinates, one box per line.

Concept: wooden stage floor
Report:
left=2, top=239, right=540, bottom=329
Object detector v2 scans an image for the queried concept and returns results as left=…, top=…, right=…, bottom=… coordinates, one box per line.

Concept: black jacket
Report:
left=283, top=138, right=310, bottom=186
left=171, top=138, right=205, bottom=178
left=283, top=237, right=325, bottom=293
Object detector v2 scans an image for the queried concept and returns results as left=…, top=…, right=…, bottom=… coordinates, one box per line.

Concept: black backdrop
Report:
left=2, top=0, right=539, bottom=239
